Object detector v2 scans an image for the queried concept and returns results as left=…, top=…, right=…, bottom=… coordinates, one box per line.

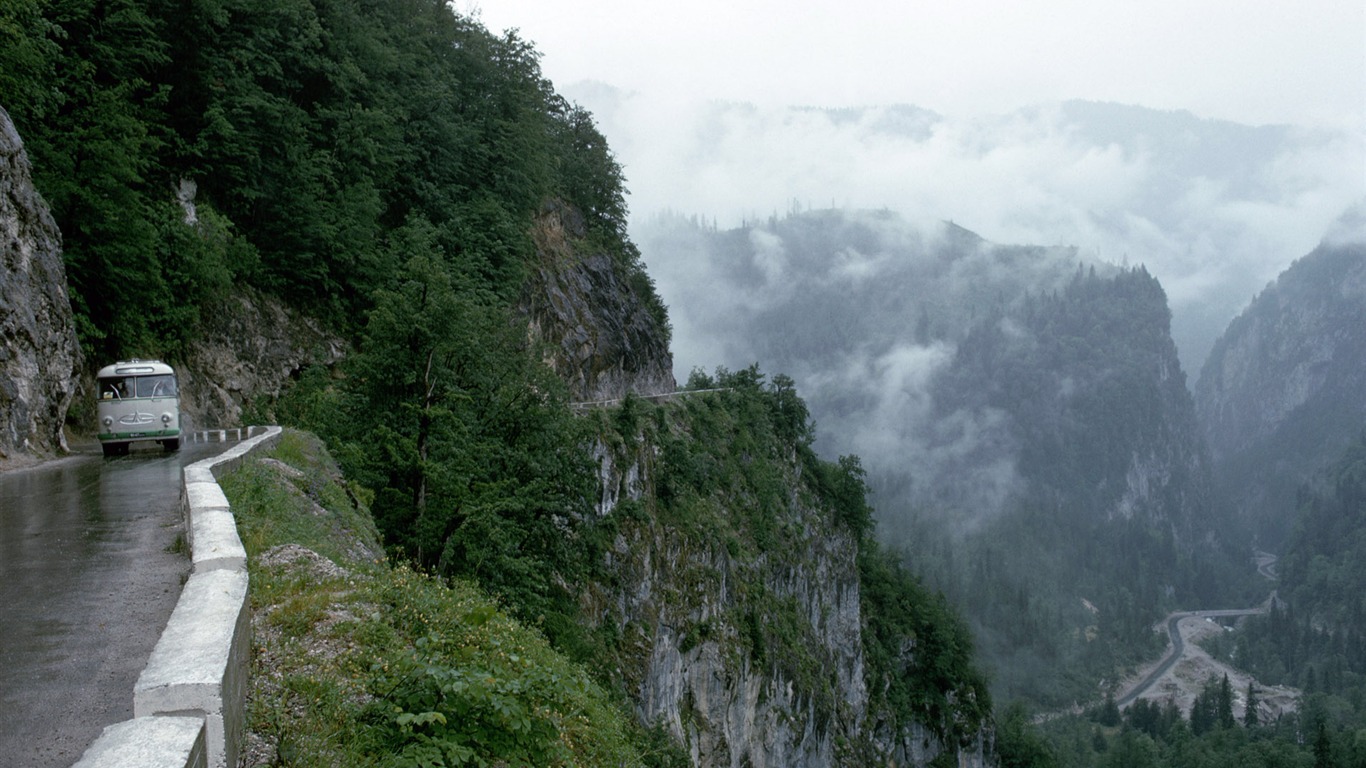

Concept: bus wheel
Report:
left=162, top=438, right=181, bottom=452
left=101, top=443, right=126, bottom=457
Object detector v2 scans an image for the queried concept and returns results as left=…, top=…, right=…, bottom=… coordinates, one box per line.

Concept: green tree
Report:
left=0, top=0, right=61, bottom=122
left=1314, top=720, right=1333, bottom=768
left=1218, top=673, right=1237, bottom=730
left=995, top=703, right=1056, bottom=768
left=859, top=545, right=991, bottom=745
left=1190, top=687, right=1213, bottom=736
left=1103, top=727, right=1158, bottom=768
left=17, top=0, right=173, bottom=357
left=1245, top=682, right=1259, bottom=729
left=1097, top=693, right=1121, bottom=727
left=329, top=221, right=593, bottom=623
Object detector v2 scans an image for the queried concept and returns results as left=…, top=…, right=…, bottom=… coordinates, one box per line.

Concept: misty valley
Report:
left=643, top=208, right=1366, bottom=763
left=3, top=1, right=1365, bottom=766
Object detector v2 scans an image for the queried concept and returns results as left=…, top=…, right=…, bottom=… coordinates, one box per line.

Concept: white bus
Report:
left=96, top=359, right=181, bottom=456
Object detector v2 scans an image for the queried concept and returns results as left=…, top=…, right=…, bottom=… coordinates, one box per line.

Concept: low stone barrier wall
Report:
left=73, top=426, right=281, bottom=768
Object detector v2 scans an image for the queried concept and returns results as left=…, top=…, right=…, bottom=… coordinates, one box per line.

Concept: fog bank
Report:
left=566, top=85, right=1365, bottom=375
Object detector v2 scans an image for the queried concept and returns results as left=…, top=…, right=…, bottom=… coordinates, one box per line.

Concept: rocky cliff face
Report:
left=585, top=401, right=990, bottom=768
left=0, top=105, right=79, bottom=461
left=594, top=445, right=862, bottom=766
left=1194, top=241, right=1366, bottom=545
left=177, top=290, right=347, bottom=430
left=519, top=201, right=674, bottom=403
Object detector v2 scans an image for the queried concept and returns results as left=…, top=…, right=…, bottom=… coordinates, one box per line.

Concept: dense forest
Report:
left=1019, top=434, right=1366, bottom=767
left=1205, top=433, right=1366, bottom=738
left=1, top=0, right=659, bottom=362
left=2, top=0, right=664, bottom=669
left=893, top=266, right=1255, bottom=707
left=2, top=0, right=669, bottom=654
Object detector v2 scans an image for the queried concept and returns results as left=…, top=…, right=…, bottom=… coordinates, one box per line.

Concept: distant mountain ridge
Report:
left=1194, top=238, right=1366, bottom=546
left=569, top=82, right=1362, bottom=373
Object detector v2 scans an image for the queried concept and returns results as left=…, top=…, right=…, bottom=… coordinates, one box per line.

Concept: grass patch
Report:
left=220, top=429, right=660, bottom=767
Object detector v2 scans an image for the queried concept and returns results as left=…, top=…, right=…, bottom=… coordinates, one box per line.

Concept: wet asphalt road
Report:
left=0, top=440, right=222, bottom=768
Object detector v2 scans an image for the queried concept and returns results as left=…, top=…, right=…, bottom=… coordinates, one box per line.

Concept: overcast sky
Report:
left=472, top=0, right=1366, bottom=379
left=473, top=0, right=1364, bottom=130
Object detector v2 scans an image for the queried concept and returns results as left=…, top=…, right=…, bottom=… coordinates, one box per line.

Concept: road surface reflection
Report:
left=0, top=441, right=223, bottom=768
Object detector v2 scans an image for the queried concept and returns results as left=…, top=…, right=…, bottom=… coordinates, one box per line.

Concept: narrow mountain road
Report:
left=0, top=440, right=222, bottom=768
left=1255, top=550, right=1279, bottom=581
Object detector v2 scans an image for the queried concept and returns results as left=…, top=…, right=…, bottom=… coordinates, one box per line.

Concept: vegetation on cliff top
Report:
left=265, top=364, right=998, bottom=763
left=220, top=429, right=672, bottom=766
left=1204, top=433, right=1366, bottom=745
left=586, top=367, right=992, bottom=755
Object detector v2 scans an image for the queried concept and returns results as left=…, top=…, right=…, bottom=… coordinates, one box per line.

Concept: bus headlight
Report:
left=161, top=413, right=173, bottom=425
left=102, top=416, right=113, bottom=428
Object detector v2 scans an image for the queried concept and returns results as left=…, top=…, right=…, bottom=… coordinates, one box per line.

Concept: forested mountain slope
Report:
left=1194, top=240, right=1366, bottom=547
left=1193, top=431, right=1366, bottom=763
left=640, top=212, right=1245, bottom=706
left=1, top=0, right=671, bottom=406
left=906, top=265, right=1246, bottom=706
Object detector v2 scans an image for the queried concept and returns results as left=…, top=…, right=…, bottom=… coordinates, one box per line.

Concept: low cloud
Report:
left=1324, top=199, right=1366, bottom=247
left=588, top=87, right=1363, bottom=530
left=636, top=208, right=1083, bottom=528
left=569, top=85, right=1365, bottom=374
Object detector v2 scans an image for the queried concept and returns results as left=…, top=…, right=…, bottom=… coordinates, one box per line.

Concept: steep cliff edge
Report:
left=519, top=201, right=675, bottom=402
left=0, top=105, right=78, bottom=461
left=583, top=378, right=993, bottom=767
left=1194, top=240, right=1366, bottom=546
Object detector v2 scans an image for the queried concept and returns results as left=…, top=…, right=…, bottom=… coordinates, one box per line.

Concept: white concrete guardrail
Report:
left=72, top=426, right=282, bottom=768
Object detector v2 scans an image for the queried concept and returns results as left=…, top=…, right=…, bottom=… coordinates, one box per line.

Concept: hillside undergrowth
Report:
left=219, top=429, right=678, bottom=767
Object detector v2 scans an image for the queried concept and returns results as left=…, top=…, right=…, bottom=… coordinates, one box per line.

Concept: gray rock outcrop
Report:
left=589, top=437, right=989, bottom=768
left=520, top=201, right=675, bottom=402
left=177, top=290, right=347, bottom=431
left=0, top=104, right=79, bottom=460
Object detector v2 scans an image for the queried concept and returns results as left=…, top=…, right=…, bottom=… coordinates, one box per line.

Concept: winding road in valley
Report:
left=1115, top=605, right=1270, bottom=708
left=1112, top=551, right=1286, bottom=713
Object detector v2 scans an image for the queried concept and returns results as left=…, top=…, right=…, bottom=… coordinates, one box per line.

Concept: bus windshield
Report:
left=99, top=374, right=178, bottom=399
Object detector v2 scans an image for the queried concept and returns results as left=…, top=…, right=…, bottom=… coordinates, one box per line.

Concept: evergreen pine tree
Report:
left=1244, top=682, right=1259, bottom=728
left=1189, top=689, right=1211, bottom=735
left=1313, top=720, right=1333, bottom=768
left=1217, top=674, right=1236, bottom=729
left=1098, top=693, right=1121, bottom=727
